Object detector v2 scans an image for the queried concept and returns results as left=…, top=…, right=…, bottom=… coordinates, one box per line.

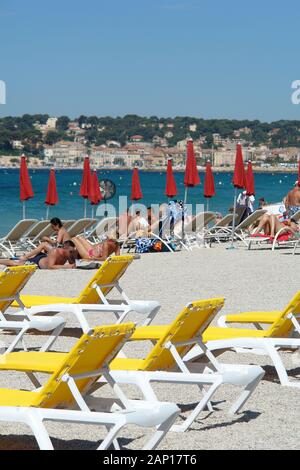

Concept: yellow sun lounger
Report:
left=12, top=255, right=160, bottom=333
left=108, top=298, right=264, bottom=432
left=0, top=266, right=65, bottom=353
left=183, top=291, right=300, bottom=388
left=0, top=298, right=264, bottom=433
left=0, top=323, right=179, bottom=450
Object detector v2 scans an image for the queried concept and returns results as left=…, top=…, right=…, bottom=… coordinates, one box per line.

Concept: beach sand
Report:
left=0, top=245, right=299, bottom=450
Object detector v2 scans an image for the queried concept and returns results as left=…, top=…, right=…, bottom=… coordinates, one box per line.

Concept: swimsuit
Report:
left=25, top=253, right=47, bottom=269
left=88, top=246, right=104, bottom=259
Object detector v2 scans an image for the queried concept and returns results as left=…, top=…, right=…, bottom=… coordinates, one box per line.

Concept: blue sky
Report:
left=1, top=0, right=300, bottom=121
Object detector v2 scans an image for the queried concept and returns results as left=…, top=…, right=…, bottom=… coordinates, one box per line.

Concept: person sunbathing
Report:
left=73, top=232, right=120, bottom=260
left=0, top=240, right=77, bottom=269
left=252, top=214, right=299, bottom=238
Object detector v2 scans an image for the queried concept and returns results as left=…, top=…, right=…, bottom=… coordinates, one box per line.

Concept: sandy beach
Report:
left=0, top=244, right=299, bottom=450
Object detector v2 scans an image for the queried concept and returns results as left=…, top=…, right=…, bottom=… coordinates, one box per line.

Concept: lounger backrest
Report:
left=27, top=221, right=50, bottom=238
left=142, top=298, right=225, bottom=371
left=32, top=224, right=55, bottom=241
left=183, top=212, right=216, bottom=233
left=68, top=219, right=96, bottom=237
left=267, top=291, right=300, bottom=337
left=0, top=266, right=36, bottom=312
left=214, top=214, right=235, bottom=228
left=4, top=219, right=37, bottom=241
left=94, top=218, right=117, bottom=237
left=30, top=323, right=135, bottom=408
left=75, top=255, right=134, bottom=304
left=236, top=210, right=267, bottom=231
left=63, top=220, right=76, bottom=229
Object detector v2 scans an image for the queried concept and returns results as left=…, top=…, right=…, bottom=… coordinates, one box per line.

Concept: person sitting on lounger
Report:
left=252, top=214, right=299, bottom=238
left=0, top=240, right=77, bottom=269
left=16, top=217, right=71, bottom=263
left=42, top=217, right=71, bottom=247
left=73, top=231, right=120, bottom=260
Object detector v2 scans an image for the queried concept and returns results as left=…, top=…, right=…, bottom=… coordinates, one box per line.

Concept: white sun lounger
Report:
left=0, top=219, right=37, bottom=257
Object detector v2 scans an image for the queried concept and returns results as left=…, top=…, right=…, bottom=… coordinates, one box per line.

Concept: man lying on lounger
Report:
left=0, top=240, right=77, bottom=270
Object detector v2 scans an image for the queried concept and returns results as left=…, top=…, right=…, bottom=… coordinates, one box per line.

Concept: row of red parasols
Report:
left=19, top=141, right=300, bottom=219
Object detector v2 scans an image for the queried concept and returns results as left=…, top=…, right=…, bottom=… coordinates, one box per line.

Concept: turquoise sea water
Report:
left=0, top=168, right=297, bottom=236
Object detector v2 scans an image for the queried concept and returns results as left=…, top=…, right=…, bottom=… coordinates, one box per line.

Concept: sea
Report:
left=0, top=168, right=297, bottom=236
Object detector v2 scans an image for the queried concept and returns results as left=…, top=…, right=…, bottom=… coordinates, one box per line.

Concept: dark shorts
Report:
left=25, top=253, right=47, bottom=269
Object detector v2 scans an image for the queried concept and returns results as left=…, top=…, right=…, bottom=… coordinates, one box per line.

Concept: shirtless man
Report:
left=0, top=240, right=77, bottom=270
left=285, top=182, right=300, bottom=218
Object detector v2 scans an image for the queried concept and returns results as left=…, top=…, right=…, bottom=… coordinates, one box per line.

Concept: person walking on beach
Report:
left=285, top=182, right=300, bottom=218
left=0, top=240, right=77, bottom=270
left=237, top=190, right=255, bottom=215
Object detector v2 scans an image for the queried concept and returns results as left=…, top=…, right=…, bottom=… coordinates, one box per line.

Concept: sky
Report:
left=1, top=0, right=300, bottom=122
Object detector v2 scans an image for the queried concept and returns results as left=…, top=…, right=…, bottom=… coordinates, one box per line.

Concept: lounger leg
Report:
left=40, top=322, right=66, bottom=352
left=97, top=421, right=125, bottom=450
left=73, top=306, right=90, bottom=333
left=171, top=379, right=222, bottom=433
left=27, top=410, right=54, bottom=450
left=265, top=342, right=298, bottom=387
left=5, top=327, right=29, bottom=354
left=143, top=410, right=179, bottom=450
left=229, top=369, right=265, bottom=415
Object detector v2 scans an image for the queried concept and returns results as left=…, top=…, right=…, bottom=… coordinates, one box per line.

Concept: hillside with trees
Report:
left=0, top=114, right=300, bottom=155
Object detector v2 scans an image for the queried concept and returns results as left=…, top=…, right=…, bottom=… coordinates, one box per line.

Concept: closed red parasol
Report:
left=204, top=161, right=215, bottom=198
left=89, top=170, right=102, bottom=218
left=229, top=144, right=247, bottom=249
left=182, top=139, right=200, bottom=241
left=45, top=169, right=58, bottom=218
left=184, top=139, right=200, bottom=188
left=233, top=144, right=247, bottom=189
left=165, top=158, right=178, bottom=198
left=246, top=161, right=255, bottom=196
left=45, top=169, right=59, bottom=206
left=131, top=167, right=143, bottom=201
left=80, top=156, right=92, bottom=217
left=20, top=155, right=34, bottom=219
left=89, top=170, right=102, bottom=205
left=204, top=161, right=215, bottom=211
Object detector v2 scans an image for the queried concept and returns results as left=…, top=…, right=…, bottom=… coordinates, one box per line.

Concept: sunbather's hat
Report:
left=295, top=181, right=299, bottom=186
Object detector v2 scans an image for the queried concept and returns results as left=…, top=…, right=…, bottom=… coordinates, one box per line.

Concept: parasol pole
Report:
left=182, top=187, right=188, bottom=242
left=228, top=187, right=238, bottom=250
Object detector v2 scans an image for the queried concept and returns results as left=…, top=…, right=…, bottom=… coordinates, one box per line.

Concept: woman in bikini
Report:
left=72, top=231, right=120, bottom=260
left=252, top=214, right=299, bottom=238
